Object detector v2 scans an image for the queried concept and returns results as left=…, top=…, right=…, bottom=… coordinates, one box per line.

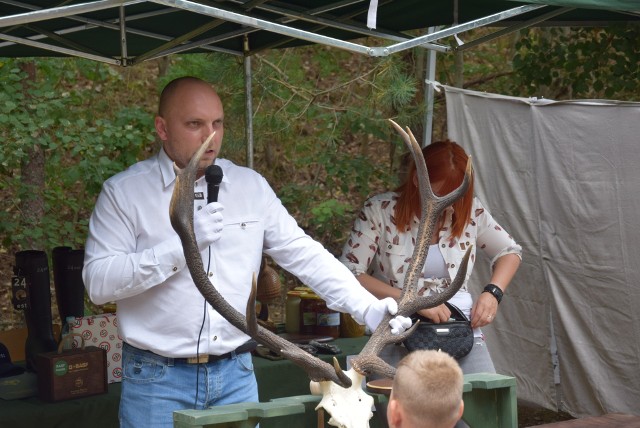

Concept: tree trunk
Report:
left=19, top=61, right=46, bottom=250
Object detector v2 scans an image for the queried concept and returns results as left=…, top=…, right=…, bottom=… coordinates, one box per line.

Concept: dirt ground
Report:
left=517, top=403, right=574, bottom=427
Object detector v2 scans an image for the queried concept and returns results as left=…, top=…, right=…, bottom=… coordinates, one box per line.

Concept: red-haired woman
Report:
left=340, top=139, right=522, bottom=375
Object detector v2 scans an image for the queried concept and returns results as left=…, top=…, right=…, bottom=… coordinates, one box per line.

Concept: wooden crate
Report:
left=35, top=344, right=107, bottom=402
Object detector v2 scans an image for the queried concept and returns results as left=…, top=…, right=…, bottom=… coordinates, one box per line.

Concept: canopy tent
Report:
left=2, top=0, right=639, bottom=416
left=0, top=0, right=638, bottom=65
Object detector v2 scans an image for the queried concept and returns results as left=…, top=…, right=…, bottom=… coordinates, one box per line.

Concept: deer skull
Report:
left=310, top=368, right=373, bottom=428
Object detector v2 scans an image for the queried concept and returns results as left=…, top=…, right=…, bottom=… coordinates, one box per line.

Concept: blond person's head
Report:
left=387, top=350, right=464, bottom=428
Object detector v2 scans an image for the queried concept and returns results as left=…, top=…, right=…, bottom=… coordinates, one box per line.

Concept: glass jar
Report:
left=285, top=291, right=303, bottom=334
left=299, top=293, right=320, bottom=335
left=315, top=299, right=340, bottom=338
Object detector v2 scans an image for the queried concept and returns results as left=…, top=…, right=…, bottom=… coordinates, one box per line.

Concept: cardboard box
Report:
left=69, top=313, right=123, bottom=383
left=35, top=344, right=107, bottom=402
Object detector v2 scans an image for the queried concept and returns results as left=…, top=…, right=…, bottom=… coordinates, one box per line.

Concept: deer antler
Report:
left=170, top=121, right=473, bottom=428
left=347, top=120, right=474, bottom=379
left=169, top=135, right=352, bottom=388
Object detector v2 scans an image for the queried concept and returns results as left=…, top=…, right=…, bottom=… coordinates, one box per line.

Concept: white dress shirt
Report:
left=83, top=148, right=379, bottom=358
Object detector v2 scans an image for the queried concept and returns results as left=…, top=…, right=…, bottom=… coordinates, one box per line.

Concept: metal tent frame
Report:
left=1, top=1, right=637, bottom=65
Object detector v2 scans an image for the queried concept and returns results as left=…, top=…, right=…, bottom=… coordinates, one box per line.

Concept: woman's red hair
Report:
left=394, top=140, right=474, bottom=240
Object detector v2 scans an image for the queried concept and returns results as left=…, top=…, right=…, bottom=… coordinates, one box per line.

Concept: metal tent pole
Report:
left=243, top=35, right=254, bottom=169
left=423, top=27, right=437, bottom=147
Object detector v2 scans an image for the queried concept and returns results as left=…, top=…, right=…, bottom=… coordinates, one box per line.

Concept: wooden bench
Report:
left=173, top=399, right=308, bottom=428
left=173, top=373, right=518, bottom=428
left=462, top=373, right=518, bottom=427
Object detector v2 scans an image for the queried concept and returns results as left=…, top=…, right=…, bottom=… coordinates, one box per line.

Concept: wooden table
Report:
left=0, top=335, right=518, bottom=428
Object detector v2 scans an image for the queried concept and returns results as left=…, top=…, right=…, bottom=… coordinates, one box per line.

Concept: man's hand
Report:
left=363, top=297, right=410, bottom=335
left=194, top=202, right=224, bottom=251
left=389, top=315, right=412, bottom=335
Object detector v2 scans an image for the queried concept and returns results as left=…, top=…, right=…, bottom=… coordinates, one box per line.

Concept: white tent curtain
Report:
left=442, top=85, right=640, bottom=417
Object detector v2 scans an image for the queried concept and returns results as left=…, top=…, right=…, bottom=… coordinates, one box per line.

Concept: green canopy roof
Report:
left=0, top=0, right=638, bottom=65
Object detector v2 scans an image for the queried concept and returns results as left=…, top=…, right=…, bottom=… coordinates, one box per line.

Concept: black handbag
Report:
left=403, top=302, right=474, bottom=360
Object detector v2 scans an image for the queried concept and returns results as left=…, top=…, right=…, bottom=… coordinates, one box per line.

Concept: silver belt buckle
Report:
left=186, top=355, right=209, bottom=364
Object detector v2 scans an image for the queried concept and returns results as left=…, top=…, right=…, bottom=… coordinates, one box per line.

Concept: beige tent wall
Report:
left=443, top=85, right=640, bottom=417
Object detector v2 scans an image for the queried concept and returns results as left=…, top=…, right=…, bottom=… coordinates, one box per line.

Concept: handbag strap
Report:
left=444, top=301, right=470, bottom=322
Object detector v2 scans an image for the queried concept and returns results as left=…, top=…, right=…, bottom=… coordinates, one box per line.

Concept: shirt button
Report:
left=241, top=222, right=246, bottom=229
left=197, top=205, right=203, bottom=211
left=388, top=245, right=392, bottom=249
left=208, top=272, right=213, bottom=277
left=172, top=266, right=178, bottom=272
left=451, top=264, right=456, bottom=268
left=441, top=244, right=446, bottom=248
left=213, top=336, right=218, bottom=341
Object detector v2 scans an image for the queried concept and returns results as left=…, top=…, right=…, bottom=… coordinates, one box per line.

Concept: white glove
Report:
left=389, top=316, right=412, bottom=335
left=193, top=202, right=224, bottom=251
left=363, top=297, right=398, bottom=333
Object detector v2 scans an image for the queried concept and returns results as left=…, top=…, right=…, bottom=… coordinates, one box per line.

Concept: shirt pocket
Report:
left=122, top=353, right=167, bottom=383
left=222, top=219, right=263, bottom=255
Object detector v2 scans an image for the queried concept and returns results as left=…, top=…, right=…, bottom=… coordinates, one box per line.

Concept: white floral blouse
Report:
left=339, top=192, right=522, bottom=297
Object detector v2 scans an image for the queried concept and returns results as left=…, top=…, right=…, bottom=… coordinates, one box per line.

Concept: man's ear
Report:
left=387, top=398, right=403, bottom=428
left=457, top=400, right=465, bottom=420
left=155, top=116, right=168, bottom=141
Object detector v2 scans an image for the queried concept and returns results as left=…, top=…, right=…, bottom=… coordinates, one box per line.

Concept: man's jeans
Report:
left=119, top=342, right=258, bottom=428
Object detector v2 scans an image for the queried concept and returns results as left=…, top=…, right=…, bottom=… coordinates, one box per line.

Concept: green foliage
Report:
left=5, top=25, right=635, bottom=261
left=0, top=50, right=408, bottom=259
left=511, top=25, right=640, bottom=100
left=0, top=58, right=155, bottom=250
left=240, top=48, right=408, bottom=248
left=309, top=199, right=352, bottom=252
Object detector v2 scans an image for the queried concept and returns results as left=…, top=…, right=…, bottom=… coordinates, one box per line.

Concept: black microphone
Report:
left=205, top=164, right=223, bottom=203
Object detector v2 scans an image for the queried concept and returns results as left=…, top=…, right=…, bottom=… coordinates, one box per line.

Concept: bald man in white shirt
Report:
left=83, top=76, right=400, bottom=428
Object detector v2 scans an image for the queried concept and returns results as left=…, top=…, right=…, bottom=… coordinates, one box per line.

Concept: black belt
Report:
left=183, top=339, right=257, bottom=364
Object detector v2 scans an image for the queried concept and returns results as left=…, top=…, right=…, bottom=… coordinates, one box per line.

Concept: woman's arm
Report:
left=470, top=253, right=521, bottom=328
left=488, top=253, right=522, bottom=293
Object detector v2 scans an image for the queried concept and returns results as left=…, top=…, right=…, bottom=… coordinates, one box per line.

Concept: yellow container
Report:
left=340, top=313, right=365, bottom=338
left=101, top=302, right=117, bottom=314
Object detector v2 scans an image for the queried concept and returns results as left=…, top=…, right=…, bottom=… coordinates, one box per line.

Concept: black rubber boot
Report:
left=52, top=246, right=85, bottom=332
left=14, top=250, right=58, bottom=371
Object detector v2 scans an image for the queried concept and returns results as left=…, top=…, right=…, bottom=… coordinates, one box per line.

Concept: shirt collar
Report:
left=157, top=147, right=230, bottom=188
left=158, top=147, right=178, bottom=188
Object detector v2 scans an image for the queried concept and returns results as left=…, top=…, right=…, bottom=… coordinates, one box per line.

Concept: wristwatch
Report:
left=483, top=283, right=503, bottom=304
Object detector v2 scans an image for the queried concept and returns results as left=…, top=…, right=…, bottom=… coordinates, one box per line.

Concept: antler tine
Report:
left=169, top=134, right=352, bottom=388
left=388, top=120, right=471, bottom=302
left=247, top=273, right=258, bottom=337
left=349, top=121, right=473, bottom=379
